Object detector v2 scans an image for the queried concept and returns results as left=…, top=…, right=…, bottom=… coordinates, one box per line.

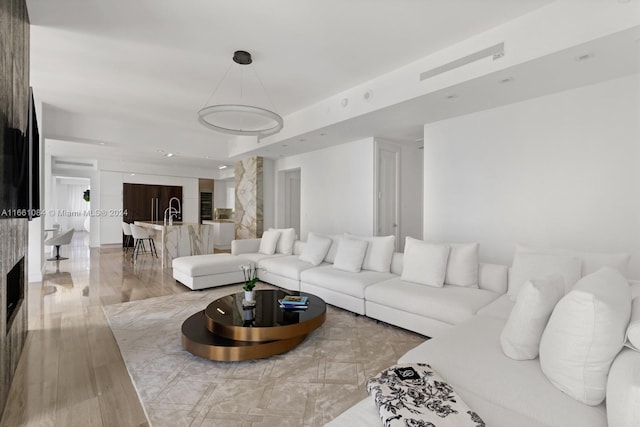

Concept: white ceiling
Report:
left=27, top=0, right=557, bottom=166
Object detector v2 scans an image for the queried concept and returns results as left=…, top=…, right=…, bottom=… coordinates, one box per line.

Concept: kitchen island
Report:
left=134, top=221, right=215, bottom=268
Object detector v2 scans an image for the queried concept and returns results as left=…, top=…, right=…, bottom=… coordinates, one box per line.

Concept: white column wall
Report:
left=422, top=74, right=640, bottom=278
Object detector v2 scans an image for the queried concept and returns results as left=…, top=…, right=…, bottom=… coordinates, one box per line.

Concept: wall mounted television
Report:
left=0, top=88, right=40, bottom=220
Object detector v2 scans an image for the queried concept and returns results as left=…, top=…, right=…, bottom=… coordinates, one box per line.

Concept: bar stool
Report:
left=130, top=224, right=158, bottom=261
left=122, top=222, right=134, bottom=253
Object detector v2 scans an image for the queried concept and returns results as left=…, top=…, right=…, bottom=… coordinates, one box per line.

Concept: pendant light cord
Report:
left=201, top=62, right=234, bottom=109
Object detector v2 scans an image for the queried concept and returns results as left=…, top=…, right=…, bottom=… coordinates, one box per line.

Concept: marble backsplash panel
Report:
left=235, top=156, right=263, bottom=239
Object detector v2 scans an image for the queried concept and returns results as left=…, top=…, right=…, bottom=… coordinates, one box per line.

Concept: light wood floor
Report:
left=1, top=232, right=188, bottom=426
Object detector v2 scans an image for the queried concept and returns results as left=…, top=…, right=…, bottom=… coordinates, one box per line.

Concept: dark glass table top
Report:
left=204, top=289, right=326, bottom=329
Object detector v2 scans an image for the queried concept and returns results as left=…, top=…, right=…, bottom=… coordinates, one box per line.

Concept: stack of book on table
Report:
left=279, top=295, right=309, bottom=310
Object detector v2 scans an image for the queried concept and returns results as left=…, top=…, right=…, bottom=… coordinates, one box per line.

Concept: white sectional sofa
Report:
left=226, top=232, right=640, bottom=427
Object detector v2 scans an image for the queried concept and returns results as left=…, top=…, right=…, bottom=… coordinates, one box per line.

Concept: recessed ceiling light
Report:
left=499, top=77, right=515, bottom=84
left=319, top=132, right=328, bottom=136
left=299, top=138, right=305, bottom=142
left=446, top=94, right=458, bottom=100
left=98, top=142, right=105, bottom=145
left=340, top=98, right=349, bottom=107
left=130, top=173, right=136, bottom=176
left=363, top=90, right=373, bottom=101
left=575, top=52, right=594, bottom=62
left=218, top=165, right=227, bottom=170
left=165, top=153, right=175, bottom=157
left=281, top=144, right=288, bottom=147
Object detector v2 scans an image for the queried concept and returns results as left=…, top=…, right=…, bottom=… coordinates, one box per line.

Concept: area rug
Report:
left=103, top=283, right=426, bottom=427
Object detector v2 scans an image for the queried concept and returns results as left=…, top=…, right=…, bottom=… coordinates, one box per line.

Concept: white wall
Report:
left=276, top=137, right=375, bottom=239
left=100, top=171, right=123, bottom=245
left=422, top=74, right=640, bottom=278
left=213, top=179, right=235, bottom=210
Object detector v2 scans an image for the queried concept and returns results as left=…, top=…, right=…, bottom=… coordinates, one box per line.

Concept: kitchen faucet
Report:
left=164, top=197, right=182, bottom=226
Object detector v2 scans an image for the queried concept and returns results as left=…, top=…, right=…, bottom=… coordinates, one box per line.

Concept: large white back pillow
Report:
left=346, top=234, right=395, bottom=273
left=625, top=297, right=640, bottom=351
left=299, top=232, right=332, bottom=266
left=539, top=267, right=632, bottom=406
left=508, top=252, right=582, bottom=301
left=606, top=348, right=640, bottom=427
left=516, top=244, right=631, bottom=278
left=332, top=237, right=368, bottom=273
left=258, top=230, right=281, bottom=255
left=269, top=227, right=296, bottom=255
left=401, top=237, right=450, bottom=287
left=445, top=243, right=479, bottom=287
left=500, top=275, right=564, bottom=360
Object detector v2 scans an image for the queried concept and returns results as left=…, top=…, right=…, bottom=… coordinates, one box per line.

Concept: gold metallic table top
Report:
left=182, top=290, right=326, bottom=361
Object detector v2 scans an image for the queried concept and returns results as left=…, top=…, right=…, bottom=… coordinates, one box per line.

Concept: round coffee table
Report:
left=181, top=289, right=326, bottom=361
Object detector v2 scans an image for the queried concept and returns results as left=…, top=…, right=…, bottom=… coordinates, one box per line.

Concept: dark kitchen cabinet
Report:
left=122, top=183, right=183, bottom=247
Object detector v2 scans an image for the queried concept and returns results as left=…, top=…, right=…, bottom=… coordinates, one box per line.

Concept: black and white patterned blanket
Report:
left=366, top=363, right=485, bottom=427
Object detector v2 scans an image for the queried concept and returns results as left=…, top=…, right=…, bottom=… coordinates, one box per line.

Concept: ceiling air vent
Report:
left=420, top=42, right=504, bottom=81
left=54, top=159, right=96, bottom=169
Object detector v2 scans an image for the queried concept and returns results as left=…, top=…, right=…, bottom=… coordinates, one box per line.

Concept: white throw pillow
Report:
left=445, top=243, right=479, bottom=287
left=346, top=234, right=395, bottom=273
left=508, top=252, right=582, bottom=301
left=539, top=267, right=632, bottom=406
left=269, top=227, right=296, bottom=255
left=258, top=230, right=281, bottom=255
left=516, top=244, right=631, bottom=278
left=332, top=237, right=369, bottom=273
left=324, top=234, right=342, bottom=263
left=299, top=232, right=332, bottom=266
left=401, top=237, right=450, bottom=287
left=500, top=275, right=564, bottom=360
left=625, top=297, right=640, bottom=351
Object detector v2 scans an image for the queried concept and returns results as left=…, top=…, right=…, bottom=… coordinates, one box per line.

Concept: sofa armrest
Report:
left=479, top=263, right=508, bottom=294
left=231, top=238, right=261, bottom=255
left=607, top=347, right=640, bottom=427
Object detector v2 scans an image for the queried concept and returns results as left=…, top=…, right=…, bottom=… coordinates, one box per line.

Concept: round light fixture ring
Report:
left=197, top=104, right=284, bottom=137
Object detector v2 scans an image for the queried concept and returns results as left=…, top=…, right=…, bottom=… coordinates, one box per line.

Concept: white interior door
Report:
left=376, top=142, right=400, bottom=249
left=284, top=169, right=301, bottom=238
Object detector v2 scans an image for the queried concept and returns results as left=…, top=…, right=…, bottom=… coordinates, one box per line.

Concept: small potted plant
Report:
left=240, top=264, right=260, bottom=303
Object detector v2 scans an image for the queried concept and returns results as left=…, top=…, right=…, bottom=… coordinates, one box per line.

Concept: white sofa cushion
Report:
left=445, top=242, right=479, bottom=287
left=332, top=237, right=368, bottom=273
left=625, top=297, right=640, bottom=351
left=269, top=227, right=296, bottom=255
left=508, top=252, right=582, bottom=301
left=476, top=294, right=514, bottom=320
left=299, top=232, right=332, bottom=266
left=606, top=348, right=640, bottom=427
left=258, top=229, right=281, bottom=255
left=539, top=267, right=632, bottom=406
left=500, top=275, right=564, bottom=360
left=516, top=244, right=631, bottom=278
left=236, top=252, right=283, bottom=264
left=401, top=237, right=450, bottom=287
left=300, top=265, right=394, bottom=299
left=347, top=234, right=396, bottom=273
left=399, top=315, right=607, bottom=427
left=365, top=277, right=500, bottom=326
left=172, top=253, right=251, bottom=277
left=258, top=255, right=318, bottom=281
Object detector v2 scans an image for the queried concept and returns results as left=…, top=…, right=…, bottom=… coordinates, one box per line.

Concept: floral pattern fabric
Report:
left=366, top=363, right=485, bottom=427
